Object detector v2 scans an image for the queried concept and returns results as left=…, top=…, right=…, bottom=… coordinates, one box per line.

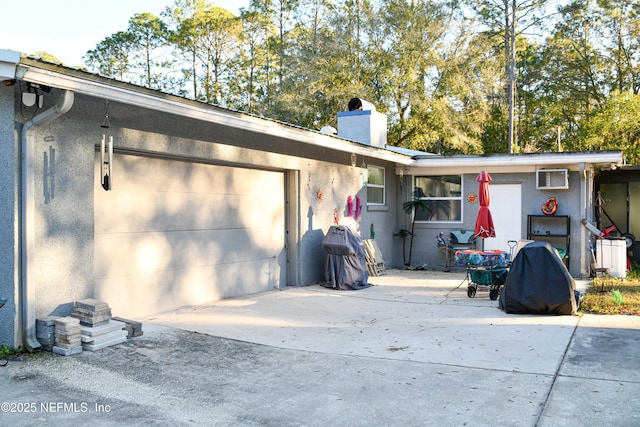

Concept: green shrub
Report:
left=610, top=289, right=624, bottom=305
left=0, top=345, right=15, bottom=357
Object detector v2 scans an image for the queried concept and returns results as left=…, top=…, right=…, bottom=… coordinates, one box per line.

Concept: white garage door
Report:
left=94, top=153, right=286, bottom=318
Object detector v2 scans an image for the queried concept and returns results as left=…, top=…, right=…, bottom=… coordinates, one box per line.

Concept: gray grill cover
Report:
left=499, top=241, right=577, bottom=315
left=322, top=226, right=370, bottom=290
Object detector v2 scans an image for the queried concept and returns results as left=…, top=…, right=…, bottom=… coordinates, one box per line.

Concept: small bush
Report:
left=0, top=345, right=15, bottom=357
left=610, top=289, right=623, bottom=305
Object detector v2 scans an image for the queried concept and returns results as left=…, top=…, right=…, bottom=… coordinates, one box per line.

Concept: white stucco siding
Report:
left=94, top=153, right=285, bottom=318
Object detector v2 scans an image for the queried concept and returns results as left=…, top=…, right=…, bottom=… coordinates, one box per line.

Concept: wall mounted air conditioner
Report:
left=536, top=168, right=569, bottom=190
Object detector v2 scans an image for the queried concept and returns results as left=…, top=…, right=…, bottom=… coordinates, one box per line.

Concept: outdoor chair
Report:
left=444, top=230, right=476, bottom=271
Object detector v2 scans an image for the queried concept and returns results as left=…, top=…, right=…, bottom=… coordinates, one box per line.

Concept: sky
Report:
left=0, top=0, right=246, bottom=67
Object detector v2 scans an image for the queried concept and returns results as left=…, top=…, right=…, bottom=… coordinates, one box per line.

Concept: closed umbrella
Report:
left=474, top=171, right=496, bottom=240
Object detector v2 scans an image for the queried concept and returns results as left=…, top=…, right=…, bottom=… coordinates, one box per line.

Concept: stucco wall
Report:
left=31, top=114, right=95, bottom=318
left=0, top=84, right=18, bottom=347
left=17, top=91, right=398, bottom=322
left=521, top=171, right=583, bottom=275
left=400, top=171, right=586, bottom=277
left=361, top=161, right=401, bottom=272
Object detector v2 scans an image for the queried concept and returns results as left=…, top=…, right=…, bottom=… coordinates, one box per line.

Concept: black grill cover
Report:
left=321, top=226, right=370, bottom=290
left=499, top=241, right=577, bottom=315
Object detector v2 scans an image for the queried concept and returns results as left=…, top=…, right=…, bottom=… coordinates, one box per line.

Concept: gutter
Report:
left=408, top=152, right=624, bottom=171
left=20, top=90, right=75, bottom=351
left=579, top=162, right=589, bottom=276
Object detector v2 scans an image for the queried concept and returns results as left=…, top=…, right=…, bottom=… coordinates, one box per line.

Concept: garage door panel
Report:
left=95, top=257, right=284, bottom=318
left=96, top=191, right=282, bottom=233
left=95, top=228, right=284, bottom=277
left=94, top=153, right=286, bottom=317
left=113, top=154, right=281, bottom=194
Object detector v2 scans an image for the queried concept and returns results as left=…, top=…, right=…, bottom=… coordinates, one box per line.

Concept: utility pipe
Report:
left=20, top=89, right=74, bottom=351
left=579, top=162, right=588, bottom=276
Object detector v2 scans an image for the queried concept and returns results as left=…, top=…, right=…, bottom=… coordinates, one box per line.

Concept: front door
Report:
left=482, top=184, right=522, bottom=254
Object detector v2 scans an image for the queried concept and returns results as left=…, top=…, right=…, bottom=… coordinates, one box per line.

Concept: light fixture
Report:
left=22, top=91, right=37, bottom=107
left=21, top=83, right=49, bottom=108
left=399, top=167, right=409, bottom=194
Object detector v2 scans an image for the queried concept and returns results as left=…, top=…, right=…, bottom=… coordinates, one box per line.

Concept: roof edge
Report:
left=408, top=151, right=624, bottom=170
left=0, top=49, right=22, bottom=80
left=14, top=56, right=414, bottom=165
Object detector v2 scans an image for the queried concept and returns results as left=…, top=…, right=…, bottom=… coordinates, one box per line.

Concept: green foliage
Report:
left=84, top=31, right=136, bottom=80
left=162, top=1, right=243, bottom=103
left=581, top=92, right=640, bottom=164
left=0, top=345, right=15, bottom=357
left=126, top=13, right=170, bottom=88
left=628, top=262, right=640, bottom=279
left=32, top=51, right=63, bottom=65
left=610, top=289, right=624, bottom=305
left=73, top=0, right=640, bottom=159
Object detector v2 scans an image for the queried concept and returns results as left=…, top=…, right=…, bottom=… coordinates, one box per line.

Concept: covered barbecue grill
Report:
left=499, top=241, right=578, bottom=315
left=321, top=225, right=370, bottom=290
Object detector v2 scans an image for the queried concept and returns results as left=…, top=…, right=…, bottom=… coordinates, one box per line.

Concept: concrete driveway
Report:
left=2, top=269, right=640, bottom=426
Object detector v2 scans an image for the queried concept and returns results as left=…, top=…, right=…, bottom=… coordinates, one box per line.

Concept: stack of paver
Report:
left=36, top=316, right=59, bottom=351
left=112, top=316, right=144, bottom=338
left=53, top=317, right=83, bottom=356
left=72, top=299, right=112, bottom=327
left=72, top=299, right=127, bottom=351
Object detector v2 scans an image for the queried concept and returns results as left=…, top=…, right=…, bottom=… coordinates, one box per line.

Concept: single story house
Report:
left=0, top=50, right=625, bottom=350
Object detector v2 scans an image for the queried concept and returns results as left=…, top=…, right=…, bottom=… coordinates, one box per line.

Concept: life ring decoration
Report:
left=541, top=197, right=558, bottom=215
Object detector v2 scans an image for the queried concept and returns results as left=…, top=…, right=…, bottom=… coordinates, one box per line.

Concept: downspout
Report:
left=579, top=162, right=589, bottom=277
left=20, top=89, right=74, bottom=351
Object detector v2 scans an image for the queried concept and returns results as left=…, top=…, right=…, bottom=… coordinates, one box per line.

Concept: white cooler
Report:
left=595, top=238, right=627, bottom=279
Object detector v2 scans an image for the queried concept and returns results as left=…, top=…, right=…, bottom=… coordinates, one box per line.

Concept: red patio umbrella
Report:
left=474, top=170, right=496, bottom=239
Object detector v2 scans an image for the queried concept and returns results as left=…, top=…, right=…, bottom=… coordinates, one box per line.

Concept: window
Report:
left=414, top=175, right=462, bottom=222
left=367, top=165, right=385, bottom=204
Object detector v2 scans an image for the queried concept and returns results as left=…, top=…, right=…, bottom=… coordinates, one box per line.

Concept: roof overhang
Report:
left=397, top=152, right=625, bottom=175
left=2, top=51, right=413, bottom=166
